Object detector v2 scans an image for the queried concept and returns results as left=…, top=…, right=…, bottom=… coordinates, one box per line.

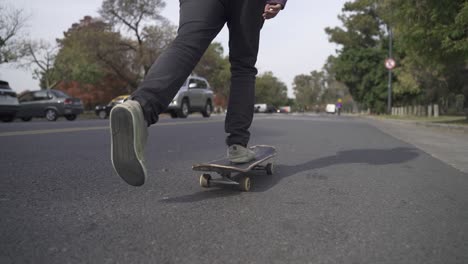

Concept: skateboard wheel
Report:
left=200, top=174, right=211, bottom=188
left=266, top=163, right=274, bottom=175
left=239, top=176, right=251, bottom=192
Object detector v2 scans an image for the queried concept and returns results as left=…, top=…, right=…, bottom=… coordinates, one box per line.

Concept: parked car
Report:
left=254, top=104, right=277, bottom=113
left=0, top=81, right=19, bottom=122
left=325, top=104, right=336, bottom=114
left=278, top=106, right=291, bottom=113
left=95, top=95, right=130, bottom=119
left=254, top=104, right=267, bottom=113
left=17, top=89, right=84, bottom=121
left=166, top=76, right=214, bottom=118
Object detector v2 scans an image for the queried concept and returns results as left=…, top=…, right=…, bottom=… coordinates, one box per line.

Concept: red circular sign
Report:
left=385, top=58, right=396, bottom=70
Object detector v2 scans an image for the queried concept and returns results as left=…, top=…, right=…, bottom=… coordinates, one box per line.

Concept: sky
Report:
left=0, top=0, right=347, bottom=98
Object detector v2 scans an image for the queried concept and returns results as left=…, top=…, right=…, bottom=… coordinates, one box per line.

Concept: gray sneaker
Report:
left=228, top=144, right=256, bottom=164
left=110, top=100, right=148, bottom=186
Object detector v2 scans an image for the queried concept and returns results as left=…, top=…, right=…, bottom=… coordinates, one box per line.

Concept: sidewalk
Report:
left=363, top=116, right=468, bottom=174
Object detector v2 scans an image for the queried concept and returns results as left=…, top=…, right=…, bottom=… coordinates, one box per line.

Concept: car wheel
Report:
left=202, top=100, right=213, bottom=118
left=98, top=111, right=107, bottom=119
left=170, top=111, right=178, bottom=118
left=1, top=115, right=15, bottom=122
left=21, top=117, right=32, bottom=122
left=65, top=114, right=77, bottom=121
left=45, top=109, right=58, bottom=121
left=177, top=99, right=190, bottom=119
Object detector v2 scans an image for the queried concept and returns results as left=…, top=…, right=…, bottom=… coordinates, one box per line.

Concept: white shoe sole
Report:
left=110, top=106, right=147, bottom=186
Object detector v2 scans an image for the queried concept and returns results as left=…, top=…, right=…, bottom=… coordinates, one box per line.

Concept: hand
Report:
left=263, top=4, right=282, bottom=20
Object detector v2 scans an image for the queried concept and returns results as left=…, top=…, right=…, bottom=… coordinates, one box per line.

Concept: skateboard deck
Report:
left=192, top=145, right=277, bottom=191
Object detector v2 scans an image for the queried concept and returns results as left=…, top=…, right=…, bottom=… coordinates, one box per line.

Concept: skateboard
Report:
left=192, top=145, right=277, bottom=192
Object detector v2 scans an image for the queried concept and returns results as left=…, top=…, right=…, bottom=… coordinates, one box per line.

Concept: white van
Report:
left=325, top=104, right=336, bottom=114
left=254, top=104, right=267, bottom=113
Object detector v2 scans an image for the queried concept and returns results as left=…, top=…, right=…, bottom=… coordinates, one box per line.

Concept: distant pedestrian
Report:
left=336, top=99, right=343, bottom=116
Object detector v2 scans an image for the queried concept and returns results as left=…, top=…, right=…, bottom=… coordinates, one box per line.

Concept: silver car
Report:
left=166, top=76, right=214, bottom=118
left=0, top=81, right=19, bottom=122
left=17, top=89, right=84, bottom=121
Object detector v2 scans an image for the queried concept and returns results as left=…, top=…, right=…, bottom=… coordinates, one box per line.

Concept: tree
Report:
left=193, top=42, right=231, bottom=106
left=382, top=0, right=468, bottom=112
left=141, top=21, right=176, bottom=69
left=55, top=17, right=114, bottom=86
left=100, top=0, right=169, bottom=76
left=256, top=72, right=289, bottom=107
left=17, top=40, right=59, bottom=89
left=48, top=11, right=177, bottom=108
left=325, top=0, right=389, bottom=113
left=293, top=55, right=355, bottom=112
left=320, top=56, right=351, bottom=106
left=0, top=2, right=28, bottom=63
left=293, top=71, right=324, bottom=111
left=53, top=16, right=130, bottom=108
left=444, top=1, right=468, bottom=55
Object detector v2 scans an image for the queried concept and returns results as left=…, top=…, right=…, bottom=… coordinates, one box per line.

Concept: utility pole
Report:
left=387, top=25, right=393, bottom=114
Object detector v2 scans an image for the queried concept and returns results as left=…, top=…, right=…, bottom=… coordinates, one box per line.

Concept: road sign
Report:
left=385, top=58, right=396, bottom=70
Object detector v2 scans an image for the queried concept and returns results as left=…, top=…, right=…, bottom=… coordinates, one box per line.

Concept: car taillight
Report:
left=64, top=99, right=72, bottom=105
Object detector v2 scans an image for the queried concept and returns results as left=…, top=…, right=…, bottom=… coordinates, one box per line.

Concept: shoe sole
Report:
left=110, top=107, right=146, bottom=186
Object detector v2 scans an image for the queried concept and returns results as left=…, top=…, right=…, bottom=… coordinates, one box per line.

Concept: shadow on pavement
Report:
left=161, top=147, right=419, bottom=203
left=253, top=147, right=419, bottom=192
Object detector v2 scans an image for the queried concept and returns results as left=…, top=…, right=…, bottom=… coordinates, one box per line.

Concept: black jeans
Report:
left=132, top=0, right=265, bottom=147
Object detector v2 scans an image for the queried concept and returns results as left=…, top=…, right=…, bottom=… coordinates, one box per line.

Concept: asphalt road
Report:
left=1, top=114, right=467, bottom=264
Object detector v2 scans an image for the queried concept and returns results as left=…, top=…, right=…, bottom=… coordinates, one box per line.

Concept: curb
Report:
left=412, top=121, right=468, bottom=133
left=362, top=116, right=468, bottom=134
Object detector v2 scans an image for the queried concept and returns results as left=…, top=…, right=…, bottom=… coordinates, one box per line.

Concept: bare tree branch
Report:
left=0, top=3, right=29, bottom=63
left=99, top=0, right=168, bottom=77
left=17, top=40, right=58, bottom=88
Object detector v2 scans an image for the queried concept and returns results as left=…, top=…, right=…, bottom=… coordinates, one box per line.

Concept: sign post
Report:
left=386, top=26, right=394, bottom=114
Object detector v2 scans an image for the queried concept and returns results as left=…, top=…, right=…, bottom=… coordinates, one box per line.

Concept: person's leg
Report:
left=225, top=0, right=265, bottom=148
left=111, top=0, right=226, bottom=186
left=132, top=0, right=227, bottom=125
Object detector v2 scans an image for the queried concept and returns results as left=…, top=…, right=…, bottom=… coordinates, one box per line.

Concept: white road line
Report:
left=0, top=119, right=225, bottom=137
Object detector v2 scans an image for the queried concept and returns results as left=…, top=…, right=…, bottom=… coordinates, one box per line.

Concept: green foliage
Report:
left=54, top=20, right=112, bottom=86
left=325, top=0, right=388, bottom=113
left=195, top=44, right=289, bottom=108
left=388, top=0, right=468, bottom=109
left=325, top=0, right=467, bottom=113
left=389, top=0, right=466, bottom=60
left=293, top=55, right=354, bottom=112
left=50, top=17, right=134, bottom=106
left=194, top=43, right=230, bottom=99
left=32, top=0, right=174, bottom=99
left=320, top=56, right=352, bottom=108
left=392, top=58, right=422, bottom=103
left=293, top=71, right=323, bottom=110
left=445, top=1, right=468, bottom=54
left=256, top=72, right=289, bottom=107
